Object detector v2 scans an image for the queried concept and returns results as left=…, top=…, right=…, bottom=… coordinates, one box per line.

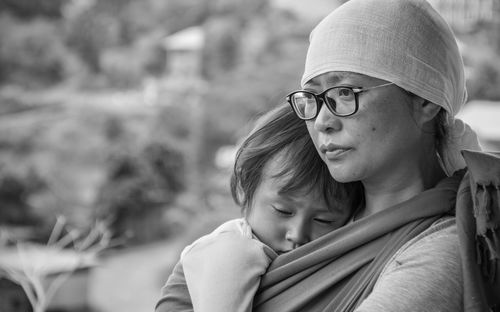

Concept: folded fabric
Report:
left=254, top=172, right=462, bottom=311
left=254, top=151, right=500, bottom=312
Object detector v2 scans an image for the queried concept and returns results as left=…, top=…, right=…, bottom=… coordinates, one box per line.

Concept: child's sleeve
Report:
left=182, top=231, right=275, bottom=312
left=155, top=260, right=193, bottom=312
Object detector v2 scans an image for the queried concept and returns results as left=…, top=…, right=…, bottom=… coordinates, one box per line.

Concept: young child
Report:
left=155, top=103, right=357, bottom=312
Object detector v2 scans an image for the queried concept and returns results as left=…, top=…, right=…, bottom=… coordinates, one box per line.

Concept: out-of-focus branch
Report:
left=0, top=215, right=121, bottom=312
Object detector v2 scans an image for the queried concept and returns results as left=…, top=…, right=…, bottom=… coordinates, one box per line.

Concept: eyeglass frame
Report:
left=286, top=82, right=395, bottom=120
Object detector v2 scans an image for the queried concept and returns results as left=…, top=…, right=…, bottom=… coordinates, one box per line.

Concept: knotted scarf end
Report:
left=462, top=150, right=500, bottom=287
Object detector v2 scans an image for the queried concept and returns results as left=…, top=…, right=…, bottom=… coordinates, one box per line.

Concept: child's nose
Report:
left=285, top=219, right=311, bottom=248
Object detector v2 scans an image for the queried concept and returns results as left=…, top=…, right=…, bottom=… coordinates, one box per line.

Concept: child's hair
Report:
left=230, top=103, right=361, bottom=214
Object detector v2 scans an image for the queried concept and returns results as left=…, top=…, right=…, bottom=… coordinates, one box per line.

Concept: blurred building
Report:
left=457, top=101, right=500, bottom=150
left=162, top=26, right=205, bottom=80
left=427, top=0, right=499, bottom=31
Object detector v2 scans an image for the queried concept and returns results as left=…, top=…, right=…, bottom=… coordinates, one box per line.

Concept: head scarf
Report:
left=301, top=0, right=481, bottom=175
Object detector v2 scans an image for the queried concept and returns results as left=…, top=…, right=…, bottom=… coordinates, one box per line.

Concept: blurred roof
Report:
left=457, top=101, right=500, bottom=141
left=162, top=26, right=205, bottom=51
left=271, top=0, right=343, bottom=23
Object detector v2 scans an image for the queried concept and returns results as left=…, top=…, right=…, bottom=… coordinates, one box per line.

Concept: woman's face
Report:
left=304, top=72, right=423, bottom=185
left=246, top=156, right=348, bottom=254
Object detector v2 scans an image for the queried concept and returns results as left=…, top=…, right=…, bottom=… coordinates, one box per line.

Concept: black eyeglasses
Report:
left=286, top=82, right=394, bottom=120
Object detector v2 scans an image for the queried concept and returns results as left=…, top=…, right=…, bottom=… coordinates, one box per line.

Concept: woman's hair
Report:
left=434, top=109, right=449, bottom=160
left=230, top=103, right=362, bottom=214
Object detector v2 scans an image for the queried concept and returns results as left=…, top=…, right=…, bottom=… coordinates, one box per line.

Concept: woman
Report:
left=253, top=0, right=499, bottom=311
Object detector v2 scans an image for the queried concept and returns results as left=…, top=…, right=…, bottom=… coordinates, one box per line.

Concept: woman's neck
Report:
left=358, top=152, right=447, bottom=219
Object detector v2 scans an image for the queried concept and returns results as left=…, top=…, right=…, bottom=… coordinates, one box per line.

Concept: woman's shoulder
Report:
left=378, top=216, right=461, bottom=286
left=414, top=216, right=457, bottom=244
left=393, top=216, right=459, bottom=261
left=362, top=216, right=463, bottom=312
left=378, top=216, right=460, bottom=279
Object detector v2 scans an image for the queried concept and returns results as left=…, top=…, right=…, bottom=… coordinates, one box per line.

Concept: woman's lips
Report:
left=320, top=143, right=352, bottom=160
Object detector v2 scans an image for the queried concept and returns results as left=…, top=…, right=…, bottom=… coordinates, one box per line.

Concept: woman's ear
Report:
left=421, top=101, right=441, bottom=122
left=411, top=96, right=441, bottom=125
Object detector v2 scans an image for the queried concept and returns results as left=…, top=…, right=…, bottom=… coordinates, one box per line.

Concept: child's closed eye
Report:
left=313, top=217, right=336, bottom=225
left=271, top=205, right=293, bottom=216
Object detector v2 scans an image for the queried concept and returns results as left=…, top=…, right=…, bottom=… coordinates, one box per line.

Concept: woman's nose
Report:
left=285, top=220, right=311, bottom=248
left=313, top=101, right=342, bottom=133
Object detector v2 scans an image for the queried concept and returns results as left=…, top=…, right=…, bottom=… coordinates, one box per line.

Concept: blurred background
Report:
left=0, top=0, right=499, bottom=311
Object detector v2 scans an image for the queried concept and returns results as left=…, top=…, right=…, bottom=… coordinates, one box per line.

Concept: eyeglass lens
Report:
left=290, top=87, right=356, bottom=119
left=290, top=92, right=318, bottom=119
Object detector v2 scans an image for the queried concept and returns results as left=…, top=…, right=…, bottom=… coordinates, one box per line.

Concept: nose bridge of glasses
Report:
left=311, top=91, right=337, bottom=119
left=317, top=91, right=335, bottom=115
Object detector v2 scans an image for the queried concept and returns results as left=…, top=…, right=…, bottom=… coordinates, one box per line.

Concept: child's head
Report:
left=231, top=103, right=360, bottom=253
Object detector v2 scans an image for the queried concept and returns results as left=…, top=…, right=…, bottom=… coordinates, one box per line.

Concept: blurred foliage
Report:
left=64, top=9, right=117, bottom=73
left=96, top=141, right=185, bottom=243
left=0, top=0, right=65, bottom=19
left=0, top=168, right=46, bottom=226
left=0, top=0, right=499, bottom=245
left=463, top=23, right=500, bottom=101
left=0, top=16, right=67, bottom=87
left=467, top=55, right=500, bottom=101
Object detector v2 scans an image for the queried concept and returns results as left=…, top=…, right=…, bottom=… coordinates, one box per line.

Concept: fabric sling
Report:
left=154, top=151, right=499, bottom=311
left=254, top=172, right=462, bottom=312
left=254, top=151, right=500, bottom=312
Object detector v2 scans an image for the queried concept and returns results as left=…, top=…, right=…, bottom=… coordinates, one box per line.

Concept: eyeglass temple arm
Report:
left=353, top=82, right=394, bottom=93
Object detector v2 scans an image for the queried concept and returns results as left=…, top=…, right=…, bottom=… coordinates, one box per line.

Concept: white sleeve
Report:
left=182, top=231, right=274, bottom=312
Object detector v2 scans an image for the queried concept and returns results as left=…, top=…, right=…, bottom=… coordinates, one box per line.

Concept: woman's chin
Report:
left=330, top=171, right=357, bottom=183
left=328, top=168, right=358, bottom=183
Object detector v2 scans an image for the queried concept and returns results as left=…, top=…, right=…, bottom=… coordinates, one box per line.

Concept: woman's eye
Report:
left=272, top=205, right=293, bottom=216
left=337, top=88, right=354, bottom=98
